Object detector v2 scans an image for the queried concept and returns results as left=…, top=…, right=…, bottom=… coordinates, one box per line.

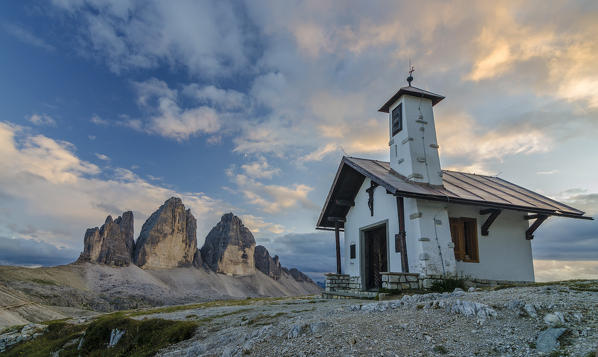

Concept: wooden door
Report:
left=364, top=225, right=387, bottom=290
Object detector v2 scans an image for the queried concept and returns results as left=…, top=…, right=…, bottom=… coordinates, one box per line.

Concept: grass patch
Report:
left=28, top=278, right=59, bottom=286
left=128, top=296, right=289, bottom=317
left=3, top=321, right=86, bottom=357
left=4, top=315, right=197, bottom=357
left=429, top=278, right=466, bottom=293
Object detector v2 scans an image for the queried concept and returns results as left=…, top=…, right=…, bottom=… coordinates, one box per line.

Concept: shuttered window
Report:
left=391, top=104, right=402, bottom=136
left=449, top=217, right=479, bottom=263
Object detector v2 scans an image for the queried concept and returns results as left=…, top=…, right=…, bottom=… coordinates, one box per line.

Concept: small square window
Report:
left=391, top=104, right=402, bottom=136
left=350, top=244, right=356, bottom=259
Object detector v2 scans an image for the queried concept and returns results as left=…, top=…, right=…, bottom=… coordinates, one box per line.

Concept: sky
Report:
left=0, top=0, right=597, bottom=283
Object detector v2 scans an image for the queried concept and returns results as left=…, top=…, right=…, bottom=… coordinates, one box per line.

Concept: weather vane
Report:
left=407, top=60, right=415, bottom=86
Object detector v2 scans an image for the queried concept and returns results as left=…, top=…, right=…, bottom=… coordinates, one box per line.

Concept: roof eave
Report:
left=378, top=88, right=445, bottom=113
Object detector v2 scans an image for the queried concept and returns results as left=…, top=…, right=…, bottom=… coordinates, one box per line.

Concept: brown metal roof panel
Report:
left=441, top=171, right=514, bottom=204
left=482, top=175, right=584, bottom=215
left=460, top=173, right=560, bottom=211
left=440, top=180, right=488, bottom=201
left=443, top=171, right=541, bottom=207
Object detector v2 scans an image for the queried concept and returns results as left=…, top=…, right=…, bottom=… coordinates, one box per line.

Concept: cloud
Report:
left=94, top=153, right=110, bottom=161
left=0, top=236, right=78, bottom=266
left=531, top=214, right=598, bottom=261
left=90, top=115, right=109, bottom=125
left=50, top=0, right=251, bottom=76
left=300, top=143, right=338, bottom=162
left=241, top=158, right=280, bottom=179
left=534, top=260, right=598, bottom=282
left=228, top=169, right=317, bottom=214
left=182, top=84, right=247, bottom=110
left=437, top=112, right=552, bottom=172
left=28, top=113, right=56, bottom=126
left=0, top=121, right=228, bottom=251
left=258, top=231, right=340, bottom=283
left=240, top=214, right=285, bottom=235
left=132, top=78, right=221, bottom=141
left=4, top=23, right=55, bottom=51
left=537, top=170, right=559, bottom=175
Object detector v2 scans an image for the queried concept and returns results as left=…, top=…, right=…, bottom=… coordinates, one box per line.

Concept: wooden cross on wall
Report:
left=366, top=181, right=379, bottom=216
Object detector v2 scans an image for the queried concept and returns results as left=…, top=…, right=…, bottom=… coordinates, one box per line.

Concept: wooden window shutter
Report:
left=462, top=218, right=479, bottom=262
left=449, top=218, right=465, bottom=261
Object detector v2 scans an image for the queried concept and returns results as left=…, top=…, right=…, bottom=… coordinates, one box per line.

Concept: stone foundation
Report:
left=324, top=273, right=350, bottom=292
left=324, top=271, right=532, bottom=299
left=381, top=272, right=420, bottom=291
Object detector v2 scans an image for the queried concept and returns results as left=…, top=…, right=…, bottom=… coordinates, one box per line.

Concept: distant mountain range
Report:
left=0, top=198, right=320, bottom=329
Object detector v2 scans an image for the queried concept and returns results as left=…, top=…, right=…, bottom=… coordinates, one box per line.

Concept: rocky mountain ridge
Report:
left=76, top=197, right=315, bottom=285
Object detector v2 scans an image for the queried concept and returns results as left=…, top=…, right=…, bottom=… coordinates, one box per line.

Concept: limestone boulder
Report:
left=201, top=213, right=255, bottom=276
left=254, top=245, right=281, bottom=280
left=133, top=197, right=198, bottom=269
left=77, top=211, right=134, bottom=266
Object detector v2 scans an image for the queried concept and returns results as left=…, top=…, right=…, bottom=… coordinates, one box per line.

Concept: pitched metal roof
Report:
left=378, top=86, right=445, bottom=113
left=316, top=156, right=591, bottom=230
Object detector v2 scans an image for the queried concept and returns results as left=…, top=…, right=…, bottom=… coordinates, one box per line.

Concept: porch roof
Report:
left=316, top=156, right=592, bottom=230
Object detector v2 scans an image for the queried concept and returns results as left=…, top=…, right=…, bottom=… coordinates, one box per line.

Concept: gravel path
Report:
left=153, top=281, right=598, bottom=356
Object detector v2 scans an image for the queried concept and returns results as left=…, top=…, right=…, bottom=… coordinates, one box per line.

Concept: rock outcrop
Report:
left=254, top=245, right=281, bottom=280
left=201, top=213, right=255, bottom=276
left=133, top=197, right=198, bottom=269
left=77, top=211, right=135, bottom=266
left=284, top=267, right=315, bottom=284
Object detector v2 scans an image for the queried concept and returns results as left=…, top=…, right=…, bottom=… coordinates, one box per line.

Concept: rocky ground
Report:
left=2, top=280, right=597, bottom=356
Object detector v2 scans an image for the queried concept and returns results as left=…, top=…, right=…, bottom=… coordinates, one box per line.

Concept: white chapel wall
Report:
left=447, top=204, right=535, bottom=282
left=344, top=178, right=403, bottom=277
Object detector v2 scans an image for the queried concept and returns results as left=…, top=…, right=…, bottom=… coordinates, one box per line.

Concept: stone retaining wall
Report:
left=324, top=273, right=350, bottom=292
left=381, top=272, right=420, bottom=291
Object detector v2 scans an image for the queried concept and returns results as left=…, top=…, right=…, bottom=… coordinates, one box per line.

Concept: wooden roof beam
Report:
left=335, top=199, right=355, bottom=207
left=479, top=209, right=501, bottom=236
left=526, top=214, right=548, bottom=240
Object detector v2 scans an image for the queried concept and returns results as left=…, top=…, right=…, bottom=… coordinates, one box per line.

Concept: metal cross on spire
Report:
left=407, top=60, right=415, bottom=86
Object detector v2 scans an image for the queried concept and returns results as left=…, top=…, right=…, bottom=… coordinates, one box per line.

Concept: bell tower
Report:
left=378, top=68, right=445, bottom=186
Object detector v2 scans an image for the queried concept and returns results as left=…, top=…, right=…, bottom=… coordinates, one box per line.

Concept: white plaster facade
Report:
left=343, top=177, right=535, bottom=286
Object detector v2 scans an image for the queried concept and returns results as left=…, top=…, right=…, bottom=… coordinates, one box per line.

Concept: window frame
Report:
left=350, top=244, right=356, bottom=259
left=449, top=217, right=479, bottom=263
left=391, top=103, right=402, bottom=136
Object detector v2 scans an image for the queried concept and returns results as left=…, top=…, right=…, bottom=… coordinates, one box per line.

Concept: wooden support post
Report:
left=334, top=221, right=342, bottom=274
left=395, top=196, right=409, bottom=273
left=526, top=214, right=548, bottom=240
left=479, top=209, right=501, bottom=236
left=335, top=199, right=355, bottom=207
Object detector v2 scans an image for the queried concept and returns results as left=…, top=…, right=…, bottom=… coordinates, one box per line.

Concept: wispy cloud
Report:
left=27, top=113, right=56, bottom=126
left=90, top=115, right=109, bottom=126
left=4, top=23, right=55, bottom=51
left=94, top=153, right=110, bottom=161
left=227, top=169, right=317, bottom=214
left=241, top=158, right=280, bottom=179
